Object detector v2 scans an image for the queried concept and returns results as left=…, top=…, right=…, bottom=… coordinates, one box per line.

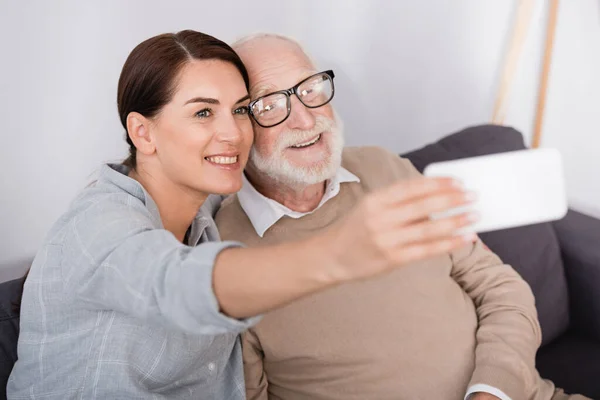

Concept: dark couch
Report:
left=1, top=124, right=599, bottom=398
left=0, top=277, right=24, bottom=399
left=402, top=124, right=600, bottom=398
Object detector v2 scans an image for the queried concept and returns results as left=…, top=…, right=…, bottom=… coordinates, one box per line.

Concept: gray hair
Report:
left=231, top=32, right=317, bottom=67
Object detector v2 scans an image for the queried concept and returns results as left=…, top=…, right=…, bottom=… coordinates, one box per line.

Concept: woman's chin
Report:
left=204, top=181, right=243, bottom=196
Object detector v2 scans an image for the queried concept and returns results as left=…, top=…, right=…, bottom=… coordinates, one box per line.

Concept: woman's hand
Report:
left=320, top=176, right=478, bottom=283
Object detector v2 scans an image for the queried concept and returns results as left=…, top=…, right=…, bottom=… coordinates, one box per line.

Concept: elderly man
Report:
left=215, top=34, right=587, bottom=400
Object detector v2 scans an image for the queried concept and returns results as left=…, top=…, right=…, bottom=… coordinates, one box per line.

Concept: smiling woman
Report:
left=124, top=58, right=253, bottom=223
left=117, top=32, right=254, bottom=211
left=7, top=30, right=262, bottom=400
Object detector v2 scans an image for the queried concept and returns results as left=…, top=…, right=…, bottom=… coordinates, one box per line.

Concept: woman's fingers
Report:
left=399, top=212, right=478, bottom=244
left=393, top=234, right=476, bottom=265
left=369, top=212, right=477, bottom=254
left=376, top=177, right=463, bottom=207
left=372, top=190, right=476, bottom=229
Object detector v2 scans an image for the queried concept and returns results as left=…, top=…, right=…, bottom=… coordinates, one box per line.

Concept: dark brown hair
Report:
left=118, top=30, right=250, bottom=168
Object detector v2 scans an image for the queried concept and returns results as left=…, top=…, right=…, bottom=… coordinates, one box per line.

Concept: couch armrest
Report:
left=553, top=210, right=600, bottom=340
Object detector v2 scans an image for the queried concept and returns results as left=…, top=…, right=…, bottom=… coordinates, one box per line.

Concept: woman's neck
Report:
left=128, top=165, right=207, bottom=243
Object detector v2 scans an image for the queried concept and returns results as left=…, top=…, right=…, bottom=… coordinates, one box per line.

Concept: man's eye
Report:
left=233, top=106, right=249, bottom=115
left=195, top=108, right=212, bottom=118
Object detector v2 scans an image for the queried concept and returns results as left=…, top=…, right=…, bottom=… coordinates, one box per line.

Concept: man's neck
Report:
left=245, top=170, right=326, bottom=213
left=129, top=163, right=206, bottom=243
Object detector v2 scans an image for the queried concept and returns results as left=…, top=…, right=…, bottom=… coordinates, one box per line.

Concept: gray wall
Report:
left=1, top=0, right=599, bottom=269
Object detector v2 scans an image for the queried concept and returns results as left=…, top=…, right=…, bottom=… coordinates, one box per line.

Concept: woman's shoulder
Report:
left=46, top=168, right=157, bottom=246
left=76, top=175, right=151, bottom=220
left=72, top=186, right=150, bottom=223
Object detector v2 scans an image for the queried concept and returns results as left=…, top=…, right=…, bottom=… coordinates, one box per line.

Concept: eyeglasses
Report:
left=248, top=70, right=335, bottom=128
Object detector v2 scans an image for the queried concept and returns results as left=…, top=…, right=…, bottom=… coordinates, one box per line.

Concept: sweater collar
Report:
left=237, top=168, right=360, bottom=237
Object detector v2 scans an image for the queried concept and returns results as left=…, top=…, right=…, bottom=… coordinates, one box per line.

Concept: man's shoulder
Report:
left=342, top=145, right=394, bottom=163
left=342, top=146, right=420, bottom=184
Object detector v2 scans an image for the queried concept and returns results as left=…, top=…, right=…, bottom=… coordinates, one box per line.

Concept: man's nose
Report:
left=286, top=96, right=316, bottom=131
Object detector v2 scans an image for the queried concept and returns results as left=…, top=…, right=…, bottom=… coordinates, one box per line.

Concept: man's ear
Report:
left=126, top=112, right=156, bottom=157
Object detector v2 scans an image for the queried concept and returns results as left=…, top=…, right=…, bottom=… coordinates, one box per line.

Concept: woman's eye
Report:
left=233, top=106, right=249, bottom=116
left=195, top=108, right=212, bottom=118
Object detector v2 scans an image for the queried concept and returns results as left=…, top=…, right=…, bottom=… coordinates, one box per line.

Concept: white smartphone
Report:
left=423, top=148, right=568, bottom=234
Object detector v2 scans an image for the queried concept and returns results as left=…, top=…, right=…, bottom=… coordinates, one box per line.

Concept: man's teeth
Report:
left=291, top=134, right=321, bottom=148
left=206, top=156, right=238, bottom=165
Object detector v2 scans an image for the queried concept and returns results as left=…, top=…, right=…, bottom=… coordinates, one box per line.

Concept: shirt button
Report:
left=208, top=362, right=216, bottom=372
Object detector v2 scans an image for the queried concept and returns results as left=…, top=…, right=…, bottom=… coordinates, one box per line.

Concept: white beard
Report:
left=249, top=113, right=345, bottom=187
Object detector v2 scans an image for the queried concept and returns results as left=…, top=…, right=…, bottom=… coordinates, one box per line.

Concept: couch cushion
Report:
left=0, top=277, right=25, bottom=399
left=402, top=124, right=570, bottom=345
left=536, top=331, right=600, bottom=399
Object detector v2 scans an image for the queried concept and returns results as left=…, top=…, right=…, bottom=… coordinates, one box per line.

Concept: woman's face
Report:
left=149, top=59, right=253, bottom=196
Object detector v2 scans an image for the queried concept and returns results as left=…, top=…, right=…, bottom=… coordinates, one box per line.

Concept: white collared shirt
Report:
left=237, top=168, right=360, bottom=237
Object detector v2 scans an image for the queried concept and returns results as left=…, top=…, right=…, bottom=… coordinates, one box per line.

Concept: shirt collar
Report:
left=100, top=164, right=219, bottom=243
left=238, top=168, right=360, bottom=237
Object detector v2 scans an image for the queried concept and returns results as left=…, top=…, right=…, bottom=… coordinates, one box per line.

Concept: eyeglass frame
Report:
left=247, top=70, right=336, bottom=128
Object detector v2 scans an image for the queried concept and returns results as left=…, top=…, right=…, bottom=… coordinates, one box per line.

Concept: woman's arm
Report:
left=63, top=200, right=256, bottom=335
left=66, top=175, right=475, bottom=332
left=213, top=175, right=477, bottom=318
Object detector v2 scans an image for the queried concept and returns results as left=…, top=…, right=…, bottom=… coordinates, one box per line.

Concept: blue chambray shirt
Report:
left=7, top=164, right=260, bottom=399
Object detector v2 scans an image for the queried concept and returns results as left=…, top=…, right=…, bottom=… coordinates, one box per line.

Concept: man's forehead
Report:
left=237, top=35, right=307, bottom=62
left=236, top=37, right=317, bottom=98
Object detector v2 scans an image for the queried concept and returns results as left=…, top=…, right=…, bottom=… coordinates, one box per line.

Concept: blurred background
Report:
left=1, top=0, right=598, bottom=270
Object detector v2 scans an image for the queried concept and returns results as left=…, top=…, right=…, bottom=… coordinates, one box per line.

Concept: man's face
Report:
left=236, top=38, right=344, bottom=186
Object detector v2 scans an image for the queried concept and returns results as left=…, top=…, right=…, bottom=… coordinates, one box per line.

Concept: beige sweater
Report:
left=216, top=147, right=559, bottom=400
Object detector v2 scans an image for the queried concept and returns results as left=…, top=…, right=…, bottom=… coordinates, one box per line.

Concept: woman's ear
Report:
left=126, top=112, right=156, bottom=157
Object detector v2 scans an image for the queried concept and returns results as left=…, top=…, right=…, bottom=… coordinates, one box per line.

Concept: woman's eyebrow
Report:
left=235, top=94, right=250, bottom=104
left=184, top=94, right=250, bottom=105
left=184, top=96, right=220, bottom=105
